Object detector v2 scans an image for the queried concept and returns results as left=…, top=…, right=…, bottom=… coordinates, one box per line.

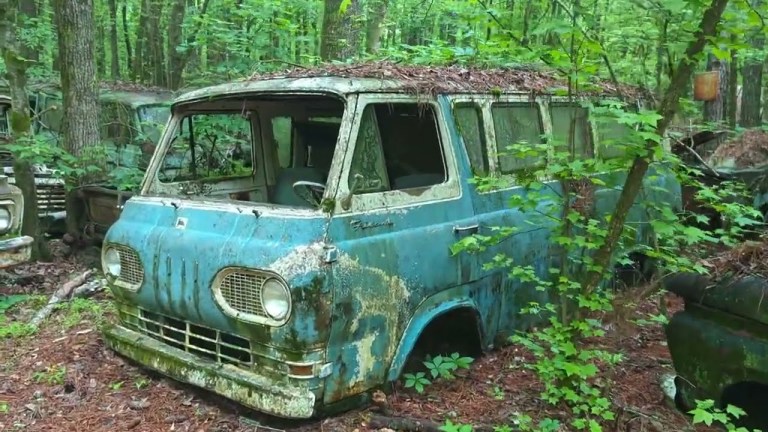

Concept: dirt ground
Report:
left=0, top=241, right=712, bottom=432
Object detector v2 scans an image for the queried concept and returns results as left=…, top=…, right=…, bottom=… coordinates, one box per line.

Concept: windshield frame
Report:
left=138, top=91, right=354, bottom=213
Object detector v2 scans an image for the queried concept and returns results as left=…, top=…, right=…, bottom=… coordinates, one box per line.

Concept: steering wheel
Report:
left=292, top=181, right=326, bottom=206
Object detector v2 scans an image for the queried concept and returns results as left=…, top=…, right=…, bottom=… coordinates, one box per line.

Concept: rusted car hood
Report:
left=664, top=272, right=768, bottom=325
left=104, top=196, right=333, bottom=350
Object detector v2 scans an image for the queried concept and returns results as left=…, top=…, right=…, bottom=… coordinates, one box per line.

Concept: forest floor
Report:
left=0, top=240, right=716, bottom=432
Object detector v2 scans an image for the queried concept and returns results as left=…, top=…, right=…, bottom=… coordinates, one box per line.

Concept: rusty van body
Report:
left=0, top=99, right=33, bottom=267
left=100, top=71, right=682, bottom=418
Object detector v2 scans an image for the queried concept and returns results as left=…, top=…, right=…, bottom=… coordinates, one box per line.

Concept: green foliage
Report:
left=689, top=399, right=763, bottom=432
left=450, top=91, right=760, bottom=430
left=403, top=371, right=430, bottom=393
left=0, top=294, right=39, bottom=339
left=440, top=420, right=474, bottom=432
left=32, top=365, right=67, bottom=385
left=403, top=353, right=474, bottom=393
left=55, top=298, right=106, bottom=329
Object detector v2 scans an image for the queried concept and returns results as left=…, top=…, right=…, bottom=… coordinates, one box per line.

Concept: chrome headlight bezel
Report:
left=102, top=247, right=121, bottom=277
left=0, top=206, right=12, bottom=233
left=261, top=277, right=291, bottom=321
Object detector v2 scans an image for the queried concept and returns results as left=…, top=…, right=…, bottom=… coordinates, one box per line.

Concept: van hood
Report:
left=104, top=196, right=333, bottom=351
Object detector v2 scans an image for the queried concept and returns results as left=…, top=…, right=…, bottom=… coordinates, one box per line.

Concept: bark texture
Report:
left=320, top=0, right=362, bottom=61
left=53, top=0, right=101, bottom=241
left=0, top=0, right=49, bottom=261
left=740, top=0, right=764, bottom=128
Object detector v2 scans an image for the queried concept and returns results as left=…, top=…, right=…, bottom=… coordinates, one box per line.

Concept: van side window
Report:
left=453, top=103, right=488, bottom=176
left=491, top=103, right=545, bottom=173
left=158, top=113, right=253, bottom=183
left=271, top=117, right=293, bottom=168
left=550, top=103, right=593, bottom=158
left=349, top=103, right=447, bottom=194
left=595, top=104, right=638, bottom=159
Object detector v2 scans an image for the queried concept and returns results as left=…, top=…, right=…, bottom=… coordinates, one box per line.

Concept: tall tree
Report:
left=320, top=0, right=362, bottom=61
left=740, top=0, right=764, bottom=127
left=53, top=0, right=101, bottom=243
left=0, top=0, right=49, bottom=261
left=107, top=0, right=120, bottom=79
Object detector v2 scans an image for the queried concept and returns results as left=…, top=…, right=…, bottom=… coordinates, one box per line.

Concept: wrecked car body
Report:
left=0, top=173, right=33, bottom=269
left=30, top=84, right=173, bottom=240
left=0, top=92, right=66, bottom=230
left=99, top=68, right=682, bottom=418
left=665, top=268, right=768, bottom=430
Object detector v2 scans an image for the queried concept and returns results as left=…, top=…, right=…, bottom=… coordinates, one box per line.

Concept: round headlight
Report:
left=0, top=207, right=11, bottom=232
left=261, top=278, right=290, bottom=320
left=103, top=247, right=121, bottom=277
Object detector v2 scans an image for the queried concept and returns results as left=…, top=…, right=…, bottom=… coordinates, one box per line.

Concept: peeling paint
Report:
left=267, top=242, right=327, bottom=281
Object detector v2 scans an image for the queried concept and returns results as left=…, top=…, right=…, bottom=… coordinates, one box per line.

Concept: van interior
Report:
left=154, top=94, right=448, bottom=208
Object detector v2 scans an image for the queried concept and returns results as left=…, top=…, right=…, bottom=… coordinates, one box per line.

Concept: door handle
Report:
left=453, top=223, right=479, bottom=235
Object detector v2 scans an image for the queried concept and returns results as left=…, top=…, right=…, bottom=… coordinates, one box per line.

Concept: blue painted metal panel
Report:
left=320, top=95, right=488, bottom=403
left=105, top=199, right=333, bottom=356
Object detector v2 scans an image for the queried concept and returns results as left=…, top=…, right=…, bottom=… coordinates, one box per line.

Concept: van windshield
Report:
left=148, top=94, right=345, bottom=209
left=138, top=104, right=171, bottom=143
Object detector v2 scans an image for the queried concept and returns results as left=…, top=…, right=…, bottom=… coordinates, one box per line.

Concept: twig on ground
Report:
left=29, top=269, right=93, bottom=327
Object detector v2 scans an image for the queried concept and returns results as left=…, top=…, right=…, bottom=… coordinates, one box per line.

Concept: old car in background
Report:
left=0, top=81, right=173, bottom=240
left=32, top=83, right=173, bottom=242
left=99, top=65, right=682, bottom=418
left=665, top=267, right=768, bottom=430
left=0, top=98, right=34, bottom=267
left=0, top=92, right=65, bottom=232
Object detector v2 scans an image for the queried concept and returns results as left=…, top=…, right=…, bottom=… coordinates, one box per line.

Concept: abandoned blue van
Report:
left=100, top=66, right=682, bottom=418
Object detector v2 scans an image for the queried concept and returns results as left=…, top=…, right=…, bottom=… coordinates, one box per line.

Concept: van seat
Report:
left=273, top=167, right=325, bottom=207
left=392, top=173, right=444, bottom=190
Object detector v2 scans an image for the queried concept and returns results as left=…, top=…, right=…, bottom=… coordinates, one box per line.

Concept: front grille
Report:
left=111, top=244, right=144, bottom=288
left=120, top=307, right=252, bottom=367
left=218, top=269, right=269, bottom=318
left=35, top=179, right=66, bottom=213
left=6, top=175, right=67, bottom=214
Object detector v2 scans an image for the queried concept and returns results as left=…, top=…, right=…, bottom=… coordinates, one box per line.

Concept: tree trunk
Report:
left=580, top=0, right=732, bottom=298
left=365, top=0, right=388, bottom=54
left=0, top=0, right=50, bottom=261
left=147, top=0, right=165, bottom=87
left=703, top=55, right=728, bottom=127
left=740, top=0, right=764, bottom=128
left=728, top=45, right=738, bottom=129
left=121, top=2, right=132, bottom=75
left=167, top=0, right=211, bottom=90
left=107, top=0, right=120, bottom=79
left=132, top=0, right=148, bottom=81
left=320, top=0, right=362, bottom=61
left=53, top=0, right=101, bottom=244
left=166, top=0, right=185, bottom=89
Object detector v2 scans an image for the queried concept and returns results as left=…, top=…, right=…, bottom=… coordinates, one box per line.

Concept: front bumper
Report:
left=102, top=324, right=318, bottom=419
left=0, top=235, right=33, bottom=269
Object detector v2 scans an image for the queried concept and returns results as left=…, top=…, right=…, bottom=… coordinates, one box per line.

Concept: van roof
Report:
left=0, top=80, right=174, bottom=107
left=174, top=62, right=647, bottom=105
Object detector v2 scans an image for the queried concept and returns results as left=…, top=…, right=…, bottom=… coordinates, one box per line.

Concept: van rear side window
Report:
left=453, top=103, right=488, bottom=176
left=349, top=103, right=447, bottom=194
left=491, top=103, right=545, bottom=173
left=550, top=103, right=593, bottom=158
